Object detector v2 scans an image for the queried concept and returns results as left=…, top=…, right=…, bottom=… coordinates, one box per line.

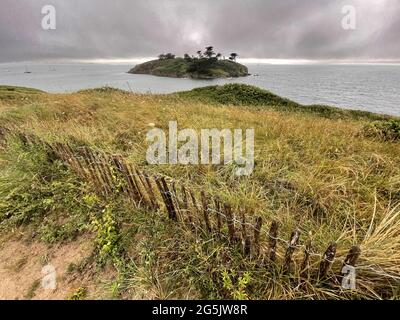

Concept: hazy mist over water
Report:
left=0, top=62, right=399, bottom=116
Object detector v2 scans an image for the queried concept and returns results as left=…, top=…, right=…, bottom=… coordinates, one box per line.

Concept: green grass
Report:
left=25, top=280, right=41, bottom=300
left=363, top=119, right=400, bottom=141
left=177, top=84, right=394, bottom=121
left=0, top=85, right=44, bottom=100
left=0, top=84, right=400, bottom=300
left=68, top=287, right=88, bottom=300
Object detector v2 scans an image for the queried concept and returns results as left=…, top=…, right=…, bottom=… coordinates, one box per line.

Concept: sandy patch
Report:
left=0, top=235, right=108, bottom=300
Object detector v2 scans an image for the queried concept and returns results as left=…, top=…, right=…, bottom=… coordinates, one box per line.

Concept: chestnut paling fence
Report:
left=0, top=128, right=373, bottom=287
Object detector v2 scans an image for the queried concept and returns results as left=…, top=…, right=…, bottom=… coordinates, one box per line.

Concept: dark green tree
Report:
left=165, top=53, right=176, bottom=59
left=229, top=53, right=238, bottom=61
left=204, top=46, right=215, bottom=59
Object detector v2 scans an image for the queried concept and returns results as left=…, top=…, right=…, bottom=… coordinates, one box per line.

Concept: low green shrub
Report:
left=363, top=119, right=400, bottom=141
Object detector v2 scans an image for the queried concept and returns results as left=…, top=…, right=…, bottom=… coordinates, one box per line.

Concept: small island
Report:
left=128, top=47, right=249, bottom=79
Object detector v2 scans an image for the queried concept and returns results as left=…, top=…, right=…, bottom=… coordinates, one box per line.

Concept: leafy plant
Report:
left=92, top=206, right=120, bottom=264
left=68, top=287, right=87, bottom=300
left=363, top=119, right=400, bottom=141
left=222, top=269, right=251, bottom=300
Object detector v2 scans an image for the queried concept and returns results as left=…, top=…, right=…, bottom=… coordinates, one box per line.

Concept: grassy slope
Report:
left=0, top=85, right=399, bottom=299
left=0, top=86, right=44, bottom=100
left=128, top=58, right=249, bottom=79
left=177, top=84, right=395, bottom=121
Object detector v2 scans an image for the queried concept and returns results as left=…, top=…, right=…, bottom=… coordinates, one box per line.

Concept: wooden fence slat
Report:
left=267, top=221, right=279, bottom=263
left=225, top=204, right=237, bottom=243
left=79, top=147, right=103, bottom=192
left=128, top=164, right=146, bottom=203
left=253, top=216, right=263, bottom=260
left=96, top=152, right=117, bottom=193
left=190, top=191, right=203, bottom=229
left=112, top=156, right=138, bottom=203
left=240, top=210, right=251, bottom=257
left=343, top=246, right=361, bottom=268
left=135, top=168, right=153, bottom=207
left=84, top=148, right=110, bottom=195
left=189, top=191, right=200, bottom=213
left=111, top=156, right=128, bottom=195
left=318, top=242, right=337, bottom=280
left=89, top=150, right=112, bottom=194
left=155, top=178, right=168, bottom=212
left=43, top=141, right=58, bottom=163
left=62, top=145, right=92, bottom=186
left=283, top=229, right=301, bottom=274
left=160, top=177, right=178, bottom=221
left=171, top=181, right=182, bottom=220
left=144, top=174, right=159, bottom=210
left=73, top=150, right=91, bottom=180
left=300, top=240, right=312, bottom=280
left=201, top=191, right=212, bottom=232
left=214, top=198, right=222, bottom=237
left=181, top=186, right=194, bottom=228
left=339, top=246, right=361, bottom=287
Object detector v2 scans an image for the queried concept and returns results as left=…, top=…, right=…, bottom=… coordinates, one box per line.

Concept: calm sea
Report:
left=0, top=62, right=399, bottom=116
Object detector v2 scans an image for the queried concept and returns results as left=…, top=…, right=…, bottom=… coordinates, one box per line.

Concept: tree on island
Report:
left=229, top=53, right=238, bottom=61
left=158, top=53, right=175, bottom=60
left=184, top=53, right=192, bottom=62
left=159, top=47, right=238, bottom=63
left=204, top=46, right=215, bottom=59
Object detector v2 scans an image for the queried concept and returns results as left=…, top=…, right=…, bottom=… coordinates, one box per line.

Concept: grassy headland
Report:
left=0, top=84, right=399, bottom=300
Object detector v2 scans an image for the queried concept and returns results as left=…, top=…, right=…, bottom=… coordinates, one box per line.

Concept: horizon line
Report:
left=2, top=57, right=400, bottom=65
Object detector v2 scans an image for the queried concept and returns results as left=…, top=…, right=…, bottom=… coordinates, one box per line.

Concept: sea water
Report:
left=0, top=62, right=399, bottom=116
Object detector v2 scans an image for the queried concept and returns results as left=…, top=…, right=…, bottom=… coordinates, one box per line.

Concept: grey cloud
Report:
left=0, top=0, right=399, bottom=62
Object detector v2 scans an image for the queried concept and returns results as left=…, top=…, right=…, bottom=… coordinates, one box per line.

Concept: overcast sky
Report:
left=1, top=0, right=399, bottom=63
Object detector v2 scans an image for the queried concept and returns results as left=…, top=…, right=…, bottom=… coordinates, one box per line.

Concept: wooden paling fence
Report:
left=2, top=129, right=363, bottom=285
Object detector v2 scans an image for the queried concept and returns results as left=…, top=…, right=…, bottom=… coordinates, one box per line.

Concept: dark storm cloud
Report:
left=0, top=0, right=399, bottom=62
